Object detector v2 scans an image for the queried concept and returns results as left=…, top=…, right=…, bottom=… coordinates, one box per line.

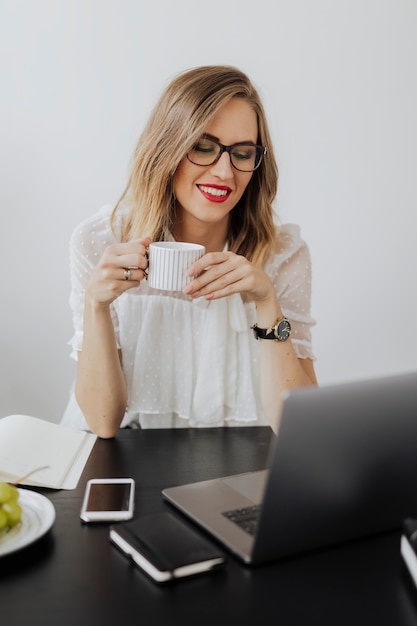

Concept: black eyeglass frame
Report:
left=186, top=135, right=267, bottom=172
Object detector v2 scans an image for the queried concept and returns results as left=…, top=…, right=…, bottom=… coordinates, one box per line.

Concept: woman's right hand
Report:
left=86, top=237, right=151, bottom=306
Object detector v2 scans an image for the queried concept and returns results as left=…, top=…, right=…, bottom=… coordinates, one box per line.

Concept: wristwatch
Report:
left=251, top=317, right=292, bottom=342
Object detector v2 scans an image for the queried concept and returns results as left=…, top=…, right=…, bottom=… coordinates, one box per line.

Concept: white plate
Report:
left=0, top=489, right=56, bottom=557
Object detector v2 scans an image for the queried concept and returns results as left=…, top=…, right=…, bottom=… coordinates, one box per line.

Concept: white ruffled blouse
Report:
left=61, top=205, right=316, bottom=430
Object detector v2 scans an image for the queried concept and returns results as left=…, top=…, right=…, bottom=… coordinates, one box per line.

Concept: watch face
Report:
left=275, top=319, right=291, bottom=341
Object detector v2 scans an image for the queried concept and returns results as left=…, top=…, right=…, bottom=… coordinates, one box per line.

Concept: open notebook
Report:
left=0, top=414, right=96, bottom=489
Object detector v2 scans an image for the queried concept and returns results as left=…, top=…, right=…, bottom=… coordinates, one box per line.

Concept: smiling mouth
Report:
left=198, top=185, right=231, bottom=197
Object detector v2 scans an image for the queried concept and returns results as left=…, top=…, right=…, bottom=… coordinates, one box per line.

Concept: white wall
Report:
left=1, top=0, right=416, bottom=423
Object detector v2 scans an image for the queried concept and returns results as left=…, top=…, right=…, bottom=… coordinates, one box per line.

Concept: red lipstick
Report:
left=197, top=184, right=232, bottom=203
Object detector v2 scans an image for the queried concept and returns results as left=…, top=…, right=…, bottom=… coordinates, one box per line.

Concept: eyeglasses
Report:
left=187, top=135, right=267, bottom=172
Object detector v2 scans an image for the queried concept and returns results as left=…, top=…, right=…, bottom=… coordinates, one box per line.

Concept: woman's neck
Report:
left=171, top=217, right=229, bottom=253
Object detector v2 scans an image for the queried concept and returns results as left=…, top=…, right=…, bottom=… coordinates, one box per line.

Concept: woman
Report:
left=61, top=65, right=317, bottom=438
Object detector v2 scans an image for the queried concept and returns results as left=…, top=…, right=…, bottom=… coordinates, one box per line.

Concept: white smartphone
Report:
left=80, top=478, right=135, bottom=523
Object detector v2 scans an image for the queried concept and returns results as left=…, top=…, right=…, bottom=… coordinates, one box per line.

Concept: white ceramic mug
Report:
left=147, top=242, right=205, bottom=291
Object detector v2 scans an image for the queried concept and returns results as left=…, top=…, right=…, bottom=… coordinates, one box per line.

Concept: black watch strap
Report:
left=251, top=317, right=292, bottom=342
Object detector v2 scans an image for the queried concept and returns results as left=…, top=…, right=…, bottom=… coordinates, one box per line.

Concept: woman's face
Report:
left=173, top=98, right=258, bottom=232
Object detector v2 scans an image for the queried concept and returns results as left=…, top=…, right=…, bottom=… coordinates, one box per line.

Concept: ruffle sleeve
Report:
left=67, top=205, right=122, bottom=359
left=265, top=224, right=316, bottom=360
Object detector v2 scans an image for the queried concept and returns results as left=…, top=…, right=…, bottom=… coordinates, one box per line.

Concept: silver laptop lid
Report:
left=252, top=371, right=417, bottom=563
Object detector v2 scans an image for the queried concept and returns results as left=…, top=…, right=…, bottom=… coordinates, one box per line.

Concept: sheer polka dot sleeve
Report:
left=266, top=224, right=316, bottom=360
left=67, top=206, right=121, bottom=360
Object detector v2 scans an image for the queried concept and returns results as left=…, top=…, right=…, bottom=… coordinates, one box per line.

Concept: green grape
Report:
left=0, top=482, right=14, bottom=503
left=3, top=502, right=22, bottom=527
left=0, top=508, right=8, bottom=531
left=6, top=486, right=19, bottom=502
left=0, top=482, right=22, bottom=531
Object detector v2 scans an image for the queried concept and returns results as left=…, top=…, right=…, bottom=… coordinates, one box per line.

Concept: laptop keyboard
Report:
left=222, top=505, right=261, bottom=536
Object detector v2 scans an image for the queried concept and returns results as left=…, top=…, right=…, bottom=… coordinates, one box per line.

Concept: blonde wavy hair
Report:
left=111, top=65, right=279, bottom=267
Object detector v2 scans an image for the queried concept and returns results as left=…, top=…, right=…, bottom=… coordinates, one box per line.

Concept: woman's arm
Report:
left=75, top=301, right=127, bottom=439
left=183, top=248, right=317, bottom=433
left=253, top=294, right=317, bottom=433
left=74, top=238, right=150, bottom=438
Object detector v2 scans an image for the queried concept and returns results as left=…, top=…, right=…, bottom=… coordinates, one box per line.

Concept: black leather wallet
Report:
left=109, top=512, right=225, bottom=583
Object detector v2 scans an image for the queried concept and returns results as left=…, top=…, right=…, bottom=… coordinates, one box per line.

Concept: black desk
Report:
left=2, top=427, right=417, bottom=626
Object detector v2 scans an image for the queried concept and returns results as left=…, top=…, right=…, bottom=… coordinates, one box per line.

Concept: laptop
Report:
left=162, top=371, right=417, bottom=565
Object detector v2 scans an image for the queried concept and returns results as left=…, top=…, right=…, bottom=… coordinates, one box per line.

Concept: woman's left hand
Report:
left=183, top=251, right=274, bottom=304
